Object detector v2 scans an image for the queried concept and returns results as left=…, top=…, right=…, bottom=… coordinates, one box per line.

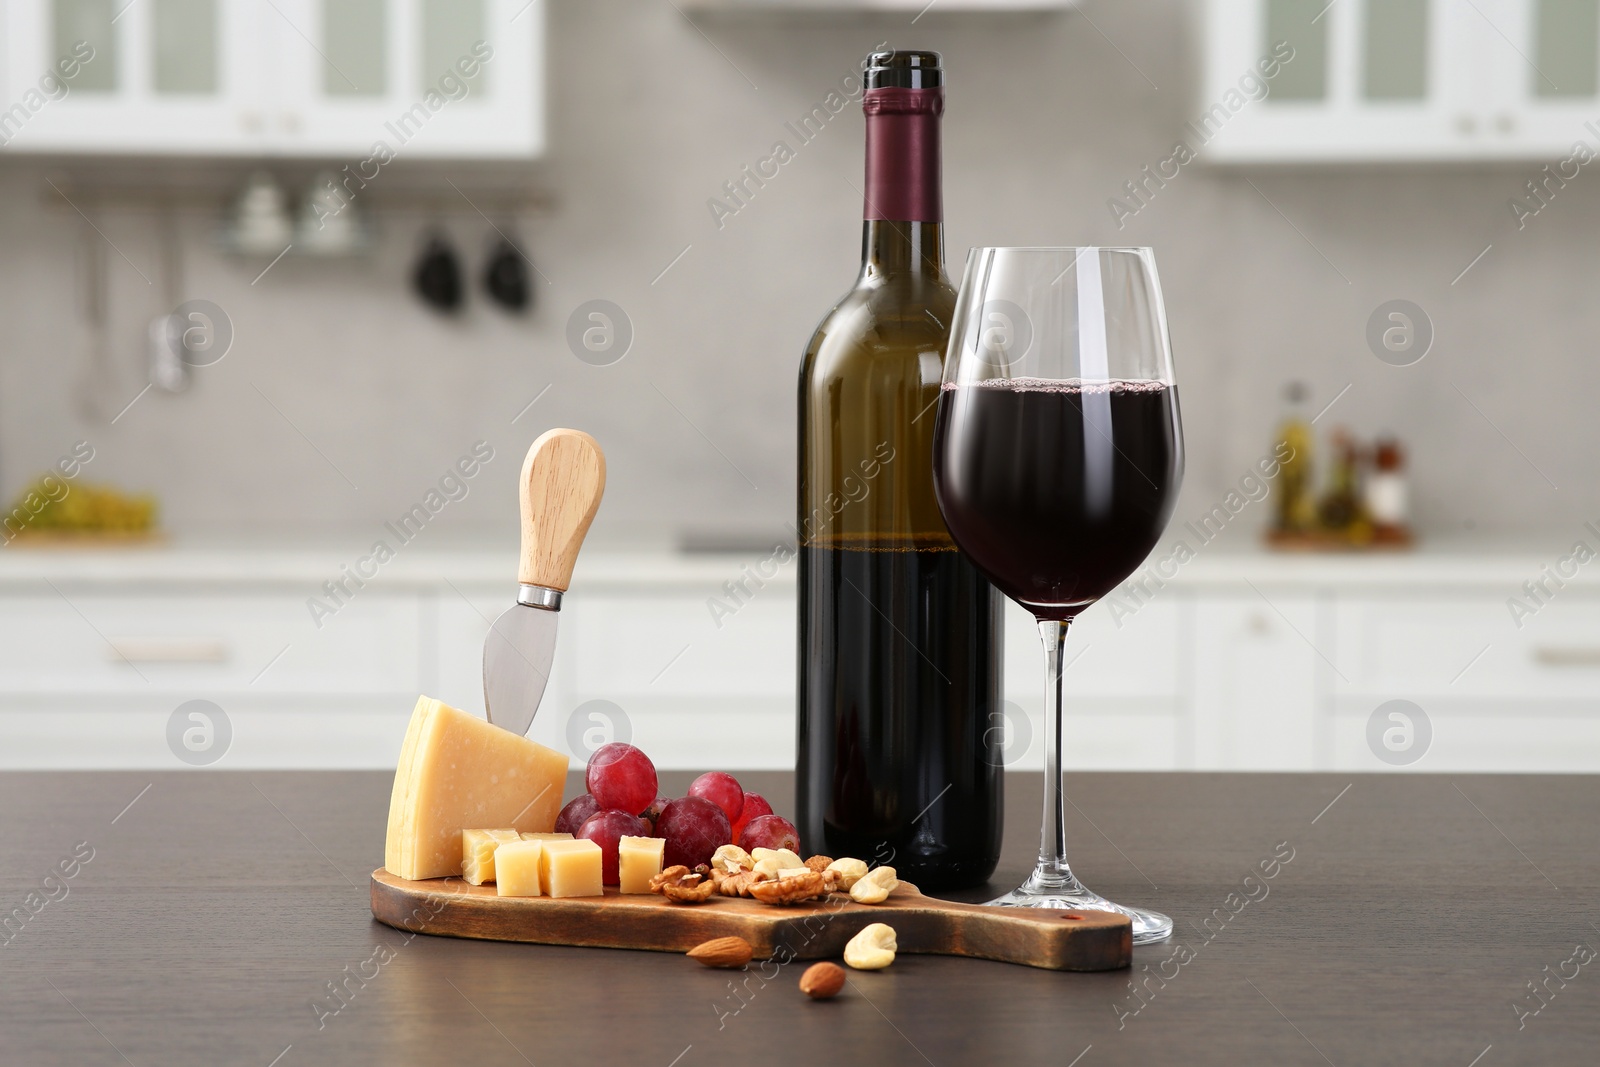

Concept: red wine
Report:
left=798, top=543, right=1001, bottom=887
left=933, top=378, right=1184, bottom=619
left=796, top=50, right=1003, bottom=890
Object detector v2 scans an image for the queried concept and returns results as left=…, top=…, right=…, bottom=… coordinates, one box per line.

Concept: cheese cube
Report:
left=520, top=832, right=574, bottom=841
left=618, top=835, right=665, bottom=894
left=462, top=828, right=520, bottom=885
left=539, top=838, right=603, bottom=898
left=385, top=696, right=571, bottom=880
left=493, top=840, right=545, bottom=897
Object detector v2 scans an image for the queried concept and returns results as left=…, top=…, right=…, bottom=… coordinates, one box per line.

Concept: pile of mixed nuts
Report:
left=650, top=845, right=898, bottom=909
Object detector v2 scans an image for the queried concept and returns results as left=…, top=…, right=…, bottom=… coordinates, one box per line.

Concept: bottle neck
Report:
left=860, top=221, right=944, bottom=278
left=860, top=85, right=943, bottom=278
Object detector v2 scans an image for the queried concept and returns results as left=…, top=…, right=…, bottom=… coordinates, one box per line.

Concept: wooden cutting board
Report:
left=370, top=868, right=1131, bottom=972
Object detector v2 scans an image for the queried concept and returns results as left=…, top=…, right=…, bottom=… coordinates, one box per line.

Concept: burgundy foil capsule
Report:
left=862, top=86, right=944, bottom=224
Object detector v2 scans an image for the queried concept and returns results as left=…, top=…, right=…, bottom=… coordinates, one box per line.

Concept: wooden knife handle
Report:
left=518, top=429, right=606, bottom=591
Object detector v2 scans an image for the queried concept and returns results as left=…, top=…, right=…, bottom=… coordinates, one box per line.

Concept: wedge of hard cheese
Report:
left=385, top=696, right=569, bottom=880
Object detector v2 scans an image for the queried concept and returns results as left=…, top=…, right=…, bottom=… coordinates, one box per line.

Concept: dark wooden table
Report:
left=3, top=769, right=1596, bottom=1066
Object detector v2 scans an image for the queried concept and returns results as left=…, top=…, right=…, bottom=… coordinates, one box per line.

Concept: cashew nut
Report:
left=843, top=922, right=897, bottom=970
left=752, top=847, right=804, bottom=879
left=848, top=865, right=899, bottom=904
left=825, top=857, right=869, bottom=890
left=711, top=844, right=753, bottom=873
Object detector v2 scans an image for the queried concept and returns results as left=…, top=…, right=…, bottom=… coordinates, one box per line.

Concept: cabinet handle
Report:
left=107, top=639, right=231, bottom=665
left=1531, top=645, right=1600, bottom=667
left=1455, top=113, right=1477, bottom=135
left=1496, top=113, right=1516, bottom=134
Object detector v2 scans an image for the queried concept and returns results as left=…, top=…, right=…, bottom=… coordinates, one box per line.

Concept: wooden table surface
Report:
left=3, top=769, right=1596, bottom=1066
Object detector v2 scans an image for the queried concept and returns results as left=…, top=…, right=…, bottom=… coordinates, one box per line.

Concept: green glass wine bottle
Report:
left=795, top=49, right=1003, bottom=891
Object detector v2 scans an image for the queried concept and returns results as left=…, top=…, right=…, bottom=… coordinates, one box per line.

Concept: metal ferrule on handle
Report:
left=517, top=584, right=563, bottom=611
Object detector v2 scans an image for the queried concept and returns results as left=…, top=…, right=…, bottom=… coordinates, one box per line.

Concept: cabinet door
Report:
left=1191, top=593, right=1324, bottom=769
left=1475, top=0, right=1600, bottom=152
left=1205, top=0, right=1478, bottom=161
left=1, top=0, right=268, bottom=153
left=1328, top=593, right=1600, bottom=770
left=265, top=0, right=543, bottom=158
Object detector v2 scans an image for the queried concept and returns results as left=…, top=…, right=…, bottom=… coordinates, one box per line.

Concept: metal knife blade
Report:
left=483, top=594, right=560, bottom=738
left=481, top=428, right=606, bottom=736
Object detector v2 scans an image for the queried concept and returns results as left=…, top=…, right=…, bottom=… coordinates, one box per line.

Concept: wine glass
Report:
left=932, top=247, right=1184, bottom=944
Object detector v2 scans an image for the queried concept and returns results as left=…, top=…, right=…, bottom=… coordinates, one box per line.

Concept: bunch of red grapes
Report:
left=556, top=742, right=801, bottom=885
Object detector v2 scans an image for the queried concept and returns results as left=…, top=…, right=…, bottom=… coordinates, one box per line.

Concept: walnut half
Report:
left=650, top=865, right=716, bottom=903
left=711, top=868, right=764, bottom=897
left=749, top=870, right=829, bottom=906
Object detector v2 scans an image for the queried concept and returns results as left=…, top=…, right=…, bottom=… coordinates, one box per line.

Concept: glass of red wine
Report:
left=932, top=247, right=1183, bottom=943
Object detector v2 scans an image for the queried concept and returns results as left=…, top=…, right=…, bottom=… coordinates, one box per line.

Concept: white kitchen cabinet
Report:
left=266, top=0, right=543, bottom=158
left=0, top=548, right=1596, bottom=772
left=0, top=0, right=543, bottom=157
left=0, top=587, right=427, bottom=768
left=1204, top=0, right=1600, bottom=161
left=1190, top=592, right=1322, bottom=768
left=1, top=0, right=265, bottom=153
left=563, top=586, right=797, bottom=771
left=683, top=0, right=1076, bottom=10
left=1328, top=592, right=1600, bottom=770
left=0, top=591, right=425, bottom=693
left=1472, top=0, right=1600, bottom=151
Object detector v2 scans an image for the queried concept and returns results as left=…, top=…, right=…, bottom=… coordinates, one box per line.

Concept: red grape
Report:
left=577, top=810, right=649, bottom=885
left=738, top=814, right=800, bottom=854
left=554, top=793, right=601, bottom=836
left=586, top=743, right=658, bottom=816
left=639, top=795, right=670, bottom=834
left=688, top=772, right=744, bottom=823
left=730, top=792, right=773, bottom=843
left=655, top=796, right=731, bottom=870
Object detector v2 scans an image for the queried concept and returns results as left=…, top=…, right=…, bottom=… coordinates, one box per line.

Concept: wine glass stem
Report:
left=1037, top=617, right=1073, bottom=885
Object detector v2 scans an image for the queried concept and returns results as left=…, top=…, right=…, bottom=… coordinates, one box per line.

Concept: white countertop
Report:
left=0, top=535, right=1587, bottom=591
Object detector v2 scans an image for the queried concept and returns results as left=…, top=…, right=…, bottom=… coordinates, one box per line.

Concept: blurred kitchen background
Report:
left=2, top=0, right=1597, bottom=774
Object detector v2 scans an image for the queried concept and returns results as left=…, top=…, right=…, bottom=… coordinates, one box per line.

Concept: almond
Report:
left=686, top=936, right=753, bottom=969
left=799, top=961, right=846, bottom=999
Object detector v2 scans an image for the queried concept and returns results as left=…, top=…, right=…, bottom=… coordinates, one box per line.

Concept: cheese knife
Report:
left=483, top=428, right=606, bottom=736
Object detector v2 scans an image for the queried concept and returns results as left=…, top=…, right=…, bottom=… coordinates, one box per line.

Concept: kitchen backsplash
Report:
left=0, top=0, right=1591, bottom=550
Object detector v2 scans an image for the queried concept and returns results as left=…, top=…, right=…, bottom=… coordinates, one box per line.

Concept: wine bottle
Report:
left=796, top=49, right=1002, bottom=891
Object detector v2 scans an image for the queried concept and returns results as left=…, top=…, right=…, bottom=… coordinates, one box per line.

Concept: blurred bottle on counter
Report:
left=1366, top=436, right=1409, bottom=542
left=1318, top=429, right=1370, bottom=540
left=1272, top=382, right=1318, bottom=533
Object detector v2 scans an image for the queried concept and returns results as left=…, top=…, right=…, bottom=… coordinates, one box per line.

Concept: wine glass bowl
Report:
left=932, top=247, right=1184, bottom=943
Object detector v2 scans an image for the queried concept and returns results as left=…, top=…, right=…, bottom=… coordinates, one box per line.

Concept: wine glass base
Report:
left=986, top=880, right=1173, bottom=945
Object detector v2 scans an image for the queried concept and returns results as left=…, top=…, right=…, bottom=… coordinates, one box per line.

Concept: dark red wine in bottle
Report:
left=796, top=50, right=1003, bottom=891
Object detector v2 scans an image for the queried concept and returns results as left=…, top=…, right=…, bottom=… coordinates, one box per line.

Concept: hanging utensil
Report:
left=149, top=209, right=188, bottom=393
left=413, top=229, right=464, bottom=313
left=483, top=233, right=531, bottom=313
